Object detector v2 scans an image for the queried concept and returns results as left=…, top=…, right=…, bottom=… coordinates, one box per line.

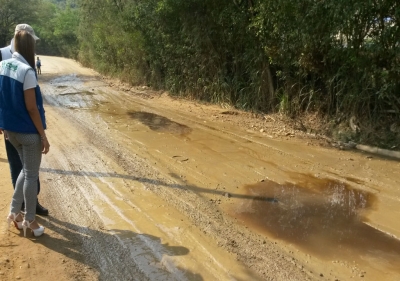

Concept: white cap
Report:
left=15, top=24, right=39, bottom=40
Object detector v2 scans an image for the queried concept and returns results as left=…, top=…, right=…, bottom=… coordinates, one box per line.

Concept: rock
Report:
left=224, top=192, right=231, bottom=198
left=347, top=141, right=357, bottom=148
left=349, top=116, right=360, bottom=133
left=390, top=123, right=400, bottom=133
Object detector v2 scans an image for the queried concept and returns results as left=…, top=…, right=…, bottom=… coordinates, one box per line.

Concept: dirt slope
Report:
left=1, top=56, right=399, bottom=281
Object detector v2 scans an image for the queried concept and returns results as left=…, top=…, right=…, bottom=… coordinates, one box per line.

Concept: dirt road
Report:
left=1, top=56, right=399, bottom=281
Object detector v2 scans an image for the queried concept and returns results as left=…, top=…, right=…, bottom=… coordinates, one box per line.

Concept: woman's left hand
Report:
left=41, top=137, right=50, bottom=154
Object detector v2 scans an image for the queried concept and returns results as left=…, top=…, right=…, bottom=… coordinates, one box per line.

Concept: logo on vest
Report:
left=1, top=61, right=18, bottom=72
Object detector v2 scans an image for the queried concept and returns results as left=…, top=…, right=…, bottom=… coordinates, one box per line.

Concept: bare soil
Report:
left=1, top=56, right=399, bottom=281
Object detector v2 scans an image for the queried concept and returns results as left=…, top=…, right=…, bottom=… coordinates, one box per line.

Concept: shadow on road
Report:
left=40, top=167, right=278, bottom=202
left=31, top=216, right=202, bottom=281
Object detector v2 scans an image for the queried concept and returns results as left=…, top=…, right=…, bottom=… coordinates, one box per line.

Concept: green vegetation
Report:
left=0, top=0, right=79, bottom=57
left=0, top=0, right=43, bottom=45
left=36, top=1, right=79, bottom=57
left=1, top=0, right=399, bottom=148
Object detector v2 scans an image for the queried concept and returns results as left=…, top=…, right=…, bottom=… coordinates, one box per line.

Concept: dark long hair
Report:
left=14, top=31, right=35, bottom=69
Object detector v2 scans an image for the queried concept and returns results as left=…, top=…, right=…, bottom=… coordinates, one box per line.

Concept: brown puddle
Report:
left=233, top=176, right=400, bottom=268
left=128, top=111, right=192, bottom=136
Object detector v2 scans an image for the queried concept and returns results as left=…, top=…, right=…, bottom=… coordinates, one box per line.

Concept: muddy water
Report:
left=233, top=175, right=400, bottom=272
left=128, top=111, right=192, bottom=136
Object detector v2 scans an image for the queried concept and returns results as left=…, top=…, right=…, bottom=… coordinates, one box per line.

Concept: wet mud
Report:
left=128, top=111, right=192, bottom=136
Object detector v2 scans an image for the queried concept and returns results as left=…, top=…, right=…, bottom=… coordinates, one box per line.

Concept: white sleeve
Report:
left=0, top=46, right=12, bottom=60
left=23, top=69, right=38, bottom=90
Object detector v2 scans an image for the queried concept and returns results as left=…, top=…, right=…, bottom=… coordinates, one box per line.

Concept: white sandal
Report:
left=6, top=213, right=23, bottom=230
left=22, top=219, right=45, bottom=237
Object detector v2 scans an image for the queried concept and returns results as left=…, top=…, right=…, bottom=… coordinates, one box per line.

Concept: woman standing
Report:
left=0, top=29, right=49, bottom=237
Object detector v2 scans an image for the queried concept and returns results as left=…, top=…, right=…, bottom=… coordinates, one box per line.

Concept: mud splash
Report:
left=233, top=176, right=400, bottom=268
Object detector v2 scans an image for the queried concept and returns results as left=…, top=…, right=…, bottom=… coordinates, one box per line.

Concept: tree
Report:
left=0, top=0, right=41, bottom=46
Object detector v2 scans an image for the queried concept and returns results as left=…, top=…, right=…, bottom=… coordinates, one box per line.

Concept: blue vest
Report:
left=0, top=58, right=46, bottom=133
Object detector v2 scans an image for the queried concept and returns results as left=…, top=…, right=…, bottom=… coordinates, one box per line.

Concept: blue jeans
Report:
left=5, top=138, right=41, bottom=193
